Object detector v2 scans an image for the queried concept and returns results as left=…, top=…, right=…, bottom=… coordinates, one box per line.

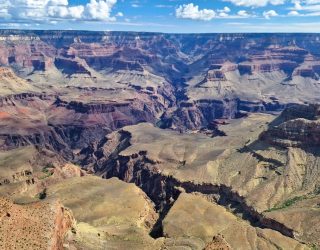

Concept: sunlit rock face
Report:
left=1, top=32, right=320, bottom=128
left=1, top=31, right=320, bottom=249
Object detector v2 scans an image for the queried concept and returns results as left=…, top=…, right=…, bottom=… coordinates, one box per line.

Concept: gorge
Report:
left=0, top=31, right=320, bottom=249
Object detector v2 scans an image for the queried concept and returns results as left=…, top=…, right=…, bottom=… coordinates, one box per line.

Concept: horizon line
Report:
left=0, top=29, right=320, bottom=35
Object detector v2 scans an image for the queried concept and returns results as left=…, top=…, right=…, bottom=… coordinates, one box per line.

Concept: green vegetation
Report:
left=39, top=164, right=54, bottom=179
left=39, top=172, right=53, bottom=180
left=266, top=188, right=320, bottom=213
left=265, top=195, right=307, bottom=212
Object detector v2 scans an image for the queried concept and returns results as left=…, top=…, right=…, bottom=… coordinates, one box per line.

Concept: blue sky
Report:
left=0, top=0, right=319, bottom=32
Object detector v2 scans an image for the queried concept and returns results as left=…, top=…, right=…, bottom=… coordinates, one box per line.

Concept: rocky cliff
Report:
left=1, top=31, right=320, bottom=249
left=261, top=104, right=320, bottom=147
left=1, top=31, right=320, bottom=131
left=0, top=197, right=74, bottom=250
left=74, top=117, right=318, bottom=248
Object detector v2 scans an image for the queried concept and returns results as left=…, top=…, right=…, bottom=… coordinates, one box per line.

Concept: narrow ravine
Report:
left=90, top=132, right=297, bottom=241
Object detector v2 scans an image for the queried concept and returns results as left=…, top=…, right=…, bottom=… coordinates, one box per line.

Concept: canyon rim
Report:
left=0, top=2, right=320, bottom=249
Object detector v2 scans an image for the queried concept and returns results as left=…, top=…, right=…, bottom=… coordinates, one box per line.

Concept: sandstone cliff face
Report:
left=0, top=32, right=320, bottom=101
left=263, top=118, right=320, bottom=147
left=164, top=99, right=240, bottom=130
left=1, top=31, right=320, bottom=249
left=75, top=116, right=320, bottom=247
left=1, top=31, right=320, bottom=131
left=0, top=88, right=169, bottom=160
left=54, top=57, right=92, bottom=76
left=261, top=104, right=320, bottom=147
left=0, top=67, right=38, bottom=95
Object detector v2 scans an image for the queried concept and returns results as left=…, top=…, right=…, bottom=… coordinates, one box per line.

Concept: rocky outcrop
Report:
left=262, top=118, right=320, bottom=147
left=0, top=93, right=48, bottom=106
left=260, top=104, right=320, bottom=147
left=0, top=89, right=169, bottom=159
left=54, top=57, right=92, bottom=76
left=160, top=99, right=239, bottom=130
left=163, top=193, right=305, bottom=249
left=0, top=37, right=56, bottom=72
left=0, top=169, right=33, bottom=186
left=82, top=129, right=297, bottom=241
left=204, top=235, right=231, bottom=250
left=46, top=176, right=160, bottom=250
left=238, top=46, right=307, bottom=75
left=0, top=31, right=319, bottom=80
left=205, top=62, right=238, bottom=81
left=161, top=98, right=287, bottom=131
left=0, top=67, right=38, bottom=95
left=1, top=31, right=320, bottom=132
left=0, top=197, right=74, bottom=250
left=292, top=54, right=320, bottom=79
left=3, top=30, right=320, bottom=249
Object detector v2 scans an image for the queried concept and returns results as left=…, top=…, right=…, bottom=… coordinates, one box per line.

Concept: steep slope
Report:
left=0, top=67, right=39, bottom=95
left=47, top=176, right=160, bottom=250
left=82, top=108, right=320, bottom=247
left=163, top=193, right=307, bottom=250
left=0, top=197, right=74, bottom=250
left=1, top=31, right=320, bottom=249
left=1, top=31, right=320, bottom=130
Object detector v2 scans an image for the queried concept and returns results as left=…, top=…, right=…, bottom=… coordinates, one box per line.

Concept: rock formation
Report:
left=0, top=197, right=74, bottom=250
left=261, top=104, right=320, bottom=147
left=0, top=31, right=320, bottom=249
left=1, top=31, right=320, bottom=130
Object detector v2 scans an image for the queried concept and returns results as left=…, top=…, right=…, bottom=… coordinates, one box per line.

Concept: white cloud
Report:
left=263, top=9, right=278, bottom=18
left=301, top=4, right=320, bottom=11
left=85, top=0, right=117, bottom=21
left=224, top=0, right=285, bottom=7
left=176, top=3, right=216, bottom=21
left=219, top=6, right=231, bottom=13
left=218, top=6, right=231, bottom=17
left=175, top=3, right=256, bottom=20
left=237, top=10, right=250, bottom=16
left=49, top=0, right=68, bottom=5
left=0, top=0, right=11, bottom=18
left=48, top=6, right=69, bottom=18
left=155, top=4, right=173, bottom=8
left=288, top=10, right=300, bottom=15
left=0, top=0, right=119, bottom=22
left=286, top=0, right=320, bottom=16
left=69, top=6, right=85, bottom=19
left=305, top=0, right=320, bottom=3
left=219, top=12, right=229, bottom=17
left=291, top=0, right=320, bottom=12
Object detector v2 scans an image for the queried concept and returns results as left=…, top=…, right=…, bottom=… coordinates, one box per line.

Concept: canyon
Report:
left=0, top=30, right=320, bottom=249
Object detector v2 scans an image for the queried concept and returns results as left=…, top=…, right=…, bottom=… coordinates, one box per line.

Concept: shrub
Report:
left=265, top=195, right=306, bottom=212
left=38, top=188, right=47, bottom=200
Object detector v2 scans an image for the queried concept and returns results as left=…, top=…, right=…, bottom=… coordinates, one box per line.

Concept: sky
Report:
left=0, top=0, right=320, bottom=33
